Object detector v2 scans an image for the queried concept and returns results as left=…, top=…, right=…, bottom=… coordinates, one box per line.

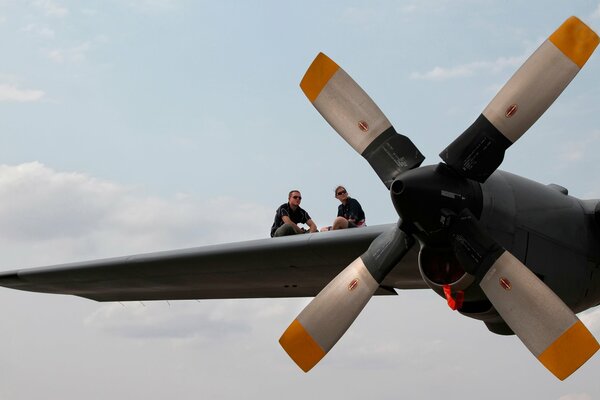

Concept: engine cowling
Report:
left=418, top=245, right=472, bottom=290
left=418, top=245, right=495, bottom=315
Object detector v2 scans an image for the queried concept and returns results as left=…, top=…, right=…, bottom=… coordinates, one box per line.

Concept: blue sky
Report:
left=1, top=1, right=600, bottom=399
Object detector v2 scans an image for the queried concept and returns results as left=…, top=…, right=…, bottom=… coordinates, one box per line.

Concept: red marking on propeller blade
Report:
left=499, top=277, right=512, bottom=290
left=505, top=104, right=518, bottom=118
left=348, top=278, right=359, bottom=291
left=358, top=120, right=369, bottom=132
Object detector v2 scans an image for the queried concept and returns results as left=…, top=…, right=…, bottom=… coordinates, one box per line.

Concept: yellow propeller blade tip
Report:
left=300, top=52, right=340, bottom=103
left=549, top=16, right=600, bottom=68
left=538, top=320, right=600, bottom=380
left=279, top=319, right=326, bottom=372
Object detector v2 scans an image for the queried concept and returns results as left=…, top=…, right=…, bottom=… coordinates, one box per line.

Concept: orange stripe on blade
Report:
left=549, top=16, right=599, bottom=68
left=300, top=52, right=340, bottom=103
left=279, top=319, right=326, bottom=372
left=537, top=320, right=600, bottom=380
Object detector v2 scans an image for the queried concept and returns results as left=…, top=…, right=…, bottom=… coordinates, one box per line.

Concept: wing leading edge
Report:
left=0, top=224, right=425, bottom=302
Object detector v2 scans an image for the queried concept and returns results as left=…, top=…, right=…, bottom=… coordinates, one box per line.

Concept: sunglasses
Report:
left=292, top=196, right=302, bottom=200
left=336, top=190, right=347, bottom=196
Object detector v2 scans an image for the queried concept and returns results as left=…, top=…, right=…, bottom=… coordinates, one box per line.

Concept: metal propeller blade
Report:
left=279, top=225, right=414, bottom=372
left=441, top=16, right=599, bottom=183
left=447, top=209, right=599, bottom=380
left=300, top=52, right=425, bottom=188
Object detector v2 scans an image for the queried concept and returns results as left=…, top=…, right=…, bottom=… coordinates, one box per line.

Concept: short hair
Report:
left=334, top=185, right=346, bottom=196
left=288, top=190, right=300, bottom=199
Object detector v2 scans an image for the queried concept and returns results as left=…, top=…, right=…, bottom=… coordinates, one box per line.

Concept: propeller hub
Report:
left=390, top=163, right=483, bottom=244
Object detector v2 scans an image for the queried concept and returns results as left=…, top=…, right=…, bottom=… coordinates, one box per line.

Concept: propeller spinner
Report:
left=280, top=16, right=600, bottom=380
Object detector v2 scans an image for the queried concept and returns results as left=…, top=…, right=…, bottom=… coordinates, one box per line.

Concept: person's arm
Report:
left=306, top=219, right=318, bottom=233
left=350, top=199, right=366, bottom=224
left=281, top=215, right=305, bottom=233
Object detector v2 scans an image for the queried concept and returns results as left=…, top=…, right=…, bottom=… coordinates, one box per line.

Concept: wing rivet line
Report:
left=505, top=104, right=518, bottom=118
left=499, top=277, right=512, bottom=290
left=358, top=120, right=369, bottom=132
left=348, top=278, right=359, bottom=291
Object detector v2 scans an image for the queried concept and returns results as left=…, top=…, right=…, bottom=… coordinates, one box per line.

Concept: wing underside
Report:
left=0, top=224, right=425, bottom=302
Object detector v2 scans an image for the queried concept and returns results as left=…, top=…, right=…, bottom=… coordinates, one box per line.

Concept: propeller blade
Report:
left=279, top=226, right=414, bottom=372
left=300, top=52, right=424, bottom=188
left=448, top=209, right=599, bottom=380
left=440, top=16, right=599, bottom=182
left=481, top=252, right=599, bottom=380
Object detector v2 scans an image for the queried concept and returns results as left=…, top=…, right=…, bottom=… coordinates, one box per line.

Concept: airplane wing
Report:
left=0, top=224, right=425, bottom=302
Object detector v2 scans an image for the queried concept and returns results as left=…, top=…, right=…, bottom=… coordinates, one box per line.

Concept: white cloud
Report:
left=0, top=162, right=273, bottom=266
left=85, top=300, right=293, bottom=341
left=557, top=130, right=600, bottom=164
left=411, top=55, right=525, bottom=81
left=84, top=302, right=250, bottom=340
left=47, top=41, right=91, bottom=63
left=47, top=35, right=109, bottom=64
left=400, top=4, right=417, bottom=13
left=411, top=64, right=477, bottom=80
left=33, top=0, right=69, bottom=17
left=0, top=83, right=45, bottom=102
left=21, top=23, right=55, bottom=38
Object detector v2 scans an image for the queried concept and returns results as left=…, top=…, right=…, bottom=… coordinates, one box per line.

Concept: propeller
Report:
left=279, top=225, right=414, bottom=372
left=446, top=209, right=599, bottom=380
left=300, top=52, right=424, bottom=188
left=282, top=16, right=600, bottom=379
left=440, top=16, right=599, bottom=183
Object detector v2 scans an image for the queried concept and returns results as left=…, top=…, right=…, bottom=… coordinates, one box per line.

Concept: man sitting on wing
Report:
left=270, top=190, right=318, bottom=237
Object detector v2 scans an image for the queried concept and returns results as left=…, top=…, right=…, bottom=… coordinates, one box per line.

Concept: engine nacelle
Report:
left=418, top=245, right=497, bottom=316
left=418, top=245, right=472, bottom=291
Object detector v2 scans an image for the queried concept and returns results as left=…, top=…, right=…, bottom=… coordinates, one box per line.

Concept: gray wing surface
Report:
left=0, top=224, right=426, bottom=302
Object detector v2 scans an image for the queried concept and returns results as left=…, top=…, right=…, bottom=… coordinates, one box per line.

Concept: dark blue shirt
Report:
left=337, top=197, right=365, bottom=225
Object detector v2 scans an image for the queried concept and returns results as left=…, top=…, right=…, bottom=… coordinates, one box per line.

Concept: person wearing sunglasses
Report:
left=321, top=186, right=366, bottom=231
left=270, top=190, right=318, bottom=237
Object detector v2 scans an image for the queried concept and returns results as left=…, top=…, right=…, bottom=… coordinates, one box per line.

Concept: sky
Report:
left=1, top=1, right=600, bottom=399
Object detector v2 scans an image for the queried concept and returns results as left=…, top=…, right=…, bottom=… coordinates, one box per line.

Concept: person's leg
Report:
left=273, top=223, right=297, bottom=237
left=332, top=217, right=349, bottom=230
